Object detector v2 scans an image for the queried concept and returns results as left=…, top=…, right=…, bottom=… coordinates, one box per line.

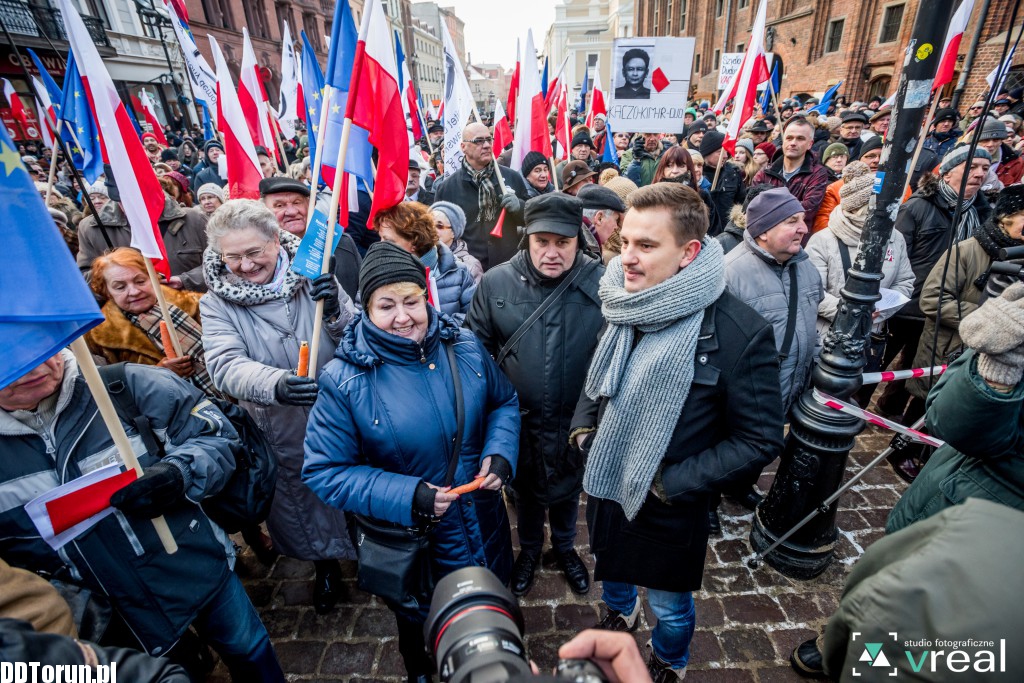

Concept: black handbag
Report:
left=351, top=342, right=464, bottom=611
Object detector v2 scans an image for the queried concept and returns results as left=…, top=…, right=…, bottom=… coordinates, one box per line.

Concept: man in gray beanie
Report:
left=724, top=186, right=823, bottom=415
left=877, top=144, right=993, bottom=425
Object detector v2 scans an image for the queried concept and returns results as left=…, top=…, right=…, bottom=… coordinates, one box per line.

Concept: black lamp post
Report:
left=750, top=0, right=960, bottom=579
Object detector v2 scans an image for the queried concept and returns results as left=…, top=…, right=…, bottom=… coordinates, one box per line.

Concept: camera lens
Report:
left=425, top=567, right=532, bottom=683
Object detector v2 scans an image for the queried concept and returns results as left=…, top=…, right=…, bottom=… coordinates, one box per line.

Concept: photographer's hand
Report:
left=558, top=630, right=652, bottom=683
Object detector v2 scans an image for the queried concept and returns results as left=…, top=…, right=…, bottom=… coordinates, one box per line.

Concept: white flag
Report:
left=162, top=0, right=217, bottom=122
left=986, top=44, right=1017, bottom=93
left=277, top=20, right=300, bottom=139
left=440, top=21, right=477, bottom=177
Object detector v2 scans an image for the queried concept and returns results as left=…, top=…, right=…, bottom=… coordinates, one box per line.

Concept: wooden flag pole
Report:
left=308, top=116, right=355, bottom=369
left=901, top=94, right=941, bottom=198
left=710, top=148, right=725, bottom=191
left=549, top=158, right=560, bottom=191
left=304, top=84, right=334, bottom=231
left=69, top=337, right=178, bottom=554
left=44, top=119, right=62, bottom=207
left=143, top=259, right=185, bottom=358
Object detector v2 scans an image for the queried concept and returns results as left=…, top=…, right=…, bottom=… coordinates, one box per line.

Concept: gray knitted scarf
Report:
left=937, top=180, right=980, bottom=243
left=462, top=158, right=500, bottom=223
left=583, top=239, right=726, bottom=520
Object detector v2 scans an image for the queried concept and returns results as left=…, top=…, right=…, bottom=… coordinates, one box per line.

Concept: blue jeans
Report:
left=602, top=581, right=695, bottom=669
left=192, top=572, right=285, bottom=682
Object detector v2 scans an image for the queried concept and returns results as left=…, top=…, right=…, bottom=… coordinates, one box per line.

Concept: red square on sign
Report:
left=652, top=68, right=670, bottom=93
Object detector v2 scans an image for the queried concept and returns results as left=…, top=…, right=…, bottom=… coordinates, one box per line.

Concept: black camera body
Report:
left=426, top=567, right=607, bottom=683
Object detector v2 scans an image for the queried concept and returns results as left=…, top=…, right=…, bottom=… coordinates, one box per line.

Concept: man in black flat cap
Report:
left=259, top=177, right=362, bottom=299
left=466, top=193, right=605, bottom=599
left=838, top=110, right=868, bottom=159
left=577, top=183, right=626, bottom=259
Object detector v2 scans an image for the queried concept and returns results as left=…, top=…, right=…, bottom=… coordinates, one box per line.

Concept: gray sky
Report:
left=426, top=0, right=556, bottom=68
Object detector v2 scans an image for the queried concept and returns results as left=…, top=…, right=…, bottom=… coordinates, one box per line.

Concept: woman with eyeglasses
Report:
left=200, top=199, right=357, bottom=614
left=430, top=200, right=483, bottom=283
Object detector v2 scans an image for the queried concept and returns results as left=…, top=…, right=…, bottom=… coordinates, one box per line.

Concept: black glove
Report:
left=110, top=461, right=186, bottom=518
left=632, top=134, right=646, bottom=158
left=499, top=191, right=523, bottom=216
left=275, top=373, right=319, bottom=406
left=412, top=481, right=437, bottom=521
left=485, top=455, right=512, bottom=484
left=310, top=273, right=341, bottom=321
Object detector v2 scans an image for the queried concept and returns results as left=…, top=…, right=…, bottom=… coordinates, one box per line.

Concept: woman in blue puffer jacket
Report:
left=303, top=241, right=519, bottom=680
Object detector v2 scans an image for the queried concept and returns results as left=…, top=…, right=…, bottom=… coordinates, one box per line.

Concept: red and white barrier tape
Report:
left=862, top=364, right=947, bottom=385
left=812, top=388, right=946, bottom=448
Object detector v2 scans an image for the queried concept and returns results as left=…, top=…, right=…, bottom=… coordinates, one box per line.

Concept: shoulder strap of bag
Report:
left=779, top=267, right=799, bottom=362
left=495, top=266, right=584, bottom=366
left=837, top=240, right=853, bottom=280
left=442, top=343, right=465, bottom=488
left=97, top=363, right=165, bottom=459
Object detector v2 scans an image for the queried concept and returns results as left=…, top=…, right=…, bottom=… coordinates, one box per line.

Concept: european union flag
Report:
left=300, top=30, right=326, bottom=182
left=59, top=53, right=103, bottom=183
left=0, top=122, right=103, bottom=389
left=28, top=48, right=84, bottom=169
left=602, top=120, right=619, bottom=164
left=810, top=81, right=843, bottom=115
left=760, top=60, right=780, bottom=113
left=541, top=57, right=549, bottom=99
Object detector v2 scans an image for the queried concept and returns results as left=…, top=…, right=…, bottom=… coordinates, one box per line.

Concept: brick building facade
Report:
left=635, top=0, right=1021, bottom=108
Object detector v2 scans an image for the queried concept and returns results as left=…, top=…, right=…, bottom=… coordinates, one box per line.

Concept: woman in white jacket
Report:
left=806, top=161, right=915, bottom=406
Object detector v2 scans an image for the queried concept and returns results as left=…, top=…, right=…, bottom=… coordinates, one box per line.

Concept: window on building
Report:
left=667, top=0, right=673, bottom=33
left=826, top=19, right=844, bottom=53
left=679, top=0, right=687, bottom=32
left=713, top=49, right=720, bottom=70
left=879, top=4, right=904, bottom=43
left=694, top=53, right=700, bottom=74
left=716, top=0, right=724, bottom=17
left=80, top=0, right=111, bottom=29
left=243, top=0, right=270, bottom=39
left=739, top=0, right=749, bottom=7
left=653, top=2, right=660, bottom=35
left=303, top=13, right=320, bottom=50
left=736, top=43, right=744, bottom=52
left=868, top=76, right=891, bottom=100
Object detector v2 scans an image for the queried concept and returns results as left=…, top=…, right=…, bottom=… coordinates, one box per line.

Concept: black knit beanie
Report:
left=358, top=241, right=427, bottom=308
left=522, top=150, right=548, bottom=176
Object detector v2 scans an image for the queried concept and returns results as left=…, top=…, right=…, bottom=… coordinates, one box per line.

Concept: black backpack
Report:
left=97, top=363, right=277, bottom=533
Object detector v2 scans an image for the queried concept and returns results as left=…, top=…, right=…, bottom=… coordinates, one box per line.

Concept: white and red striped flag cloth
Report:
left=585, top=62, right=607, bottom=129
left=138, top=90, right=168, bottom=145
left=492, top=99, right=512, bottom=157
left=347, top=0, right=407, bottom=224
left=510, top=30, right=551, bottom=171
left=210, top=35, right=263, bottom=199
left=239, top=28, right=276, bottom=155
left=717, top=0, right=770, bottom=154
left=507, top=40, right=520, bottom=127
left=933, top=0, right=976, bottom=91
left=3, top=79, right=34, bottom=140
left=56, top=0, right=169, bottom=276
left=31, top=76, right=55, bottom=148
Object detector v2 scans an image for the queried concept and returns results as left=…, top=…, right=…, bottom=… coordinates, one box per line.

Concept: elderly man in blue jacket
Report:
left=0, top=350, right=284, bottom=682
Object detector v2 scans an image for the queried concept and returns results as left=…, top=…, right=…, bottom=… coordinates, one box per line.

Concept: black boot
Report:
left=556, top=549, right=590, bottom=595
left=728, top=486, right=763, bottom=511
left=241, top=525, right=278, bottom=566
left=313, top=560, right=342, bottom=614
left=708, top=507, right=722, bottom=535
left=790, top=637, right=826, bottom=678
left=510, top=552, right=540, bottom=597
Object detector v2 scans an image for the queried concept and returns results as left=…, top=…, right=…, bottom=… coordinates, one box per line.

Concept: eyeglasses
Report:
left=221, top=240, right=273, bottom=266
left=434, top=221, right=452, bottom=231
left=465, top=136, right=493, bottom=146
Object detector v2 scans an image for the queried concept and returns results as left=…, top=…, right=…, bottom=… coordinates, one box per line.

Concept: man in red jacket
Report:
left=751, top=117, right=831, bottom=231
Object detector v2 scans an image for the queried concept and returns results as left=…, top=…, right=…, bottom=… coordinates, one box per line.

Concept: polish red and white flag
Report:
left=492, top=99, right=513, bottom=157
left=56, top=0, right=169, bottom=276
left=210, top=35, right=263, bottom=199
left=239, top=28, right=277, bottom=154
left=933, top=0, right=975, bottom=90
left=138, top=90, right=168, bottom=145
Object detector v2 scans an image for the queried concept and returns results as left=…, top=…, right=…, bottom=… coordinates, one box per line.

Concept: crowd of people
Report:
left=3, top=84, right=1024, bottom=683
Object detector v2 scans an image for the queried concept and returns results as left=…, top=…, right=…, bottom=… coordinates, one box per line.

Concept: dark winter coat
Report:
left=923, top=128, right=962, bottom=159
left=704, top=161, right=746, bottom=237
left=77, top=197, right=210, bottom=291
left=433, top=164, right=531, bottom=270
left=893, top=173, right=993, bottom=320
left=303, top=310, right=520, bottom=594
left=431, top=242, right=476, bottom=322
left=466, top=249, right=604, bottom=505
left=716, top=208, right=745, bottom=254
left=0, top=353, right=240, bottom=655
left=571, top=292, right=784, bottom=592
left=751, top=152, right=831, bottom=228
left=887, top=349, right=1024, bottom=532
left=192, top=163, right=225, bottom=189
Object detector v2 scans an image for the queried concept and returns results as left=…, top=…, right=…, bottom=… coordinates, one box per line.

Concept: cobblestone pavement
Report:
left=221, top=429, right=904, bottom=682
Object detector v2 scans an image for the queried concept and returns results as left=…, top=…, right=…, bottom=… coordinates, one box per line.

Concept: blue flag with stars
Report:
left=300, top=30, right=326, bottom=183
left=59, top=53, right=103, bottom=183
left=0, top=122, right=103, bottom=389
left=26, top=48, right=83, bottom=168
